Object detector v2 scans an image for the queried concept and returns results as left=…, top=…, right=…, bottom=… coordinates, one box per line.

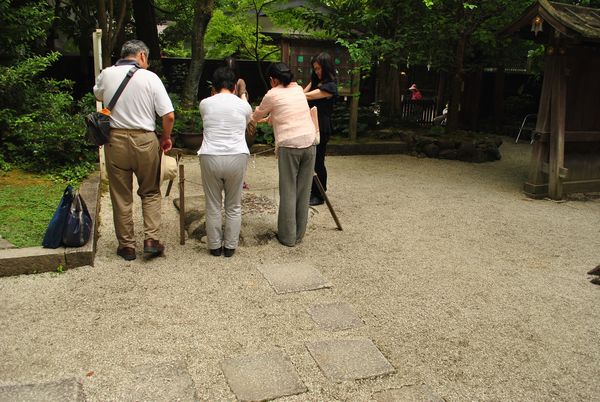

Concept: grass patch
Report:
left=0, top=170, right=68, bottom=247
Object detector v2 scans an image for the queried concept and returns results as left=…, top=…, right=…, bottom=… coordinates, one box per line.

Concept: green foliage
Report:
left=0, top=173, right=67, bottom=247
left=254, top=123, right=274, bottom=145
left=0, top=0, right=54, bottom=63
left=1, top=76, right=97, bottom=179
left=204, top=0, right=281, bottom=61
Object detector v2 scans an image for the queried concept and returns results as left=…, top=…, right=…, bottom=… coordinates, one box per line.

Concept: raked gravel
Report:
left=1, top=141, right=599, bottom=401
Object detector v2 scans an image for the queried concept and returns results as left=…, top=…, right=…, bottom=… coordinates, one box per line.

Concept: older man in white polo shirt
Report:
left=94, top=40, right=175, bottom=261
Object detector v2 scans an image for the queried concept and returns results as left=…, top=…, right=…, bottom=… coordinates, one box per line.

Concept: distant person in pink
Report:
left=409, top=83, right=423, bottom=100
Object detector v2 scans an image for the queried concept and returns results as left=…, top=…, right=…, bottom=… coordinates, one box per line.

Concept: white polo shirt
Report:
left=198, top=93, right=252, bottom=155
left=93, top=64, right=173, bottom=131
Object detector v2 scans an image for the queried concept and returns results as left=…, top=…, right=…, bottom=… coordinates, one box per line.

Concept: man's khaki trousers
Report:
left=104, top=129, right=161, bottom=249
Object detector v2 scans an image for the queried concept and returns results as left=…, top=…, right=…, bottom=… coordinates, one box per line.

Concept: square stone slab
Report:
left=221, top=349, right=307, bottom=401
left=372, top=385, right=444, bottom=402
left=0, top=378, right=84, bottom=401
left=109, top=360, right=197, bottom=401
left=307, top=302, right=364, bottom=331
left=257, top=263, right=332, bottom=294
left=306, top=338, right=395, bottom=382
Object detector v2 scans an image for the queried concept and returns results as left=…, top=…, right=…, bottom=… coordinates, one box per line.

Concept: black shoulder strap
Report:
left=106, top=67, right=138, bottom=111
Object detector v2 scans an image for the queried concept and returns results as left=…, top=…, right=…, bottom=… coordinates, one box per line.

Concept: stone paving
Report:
left=217, top=261, right=405, bottom=400
left=221, top=350, right=307, bottom=401
left=0, top=378, right=85, bottom=401
left=307, top=301, right=364, bottom=331
left=257, top=262, right=332, bottom=294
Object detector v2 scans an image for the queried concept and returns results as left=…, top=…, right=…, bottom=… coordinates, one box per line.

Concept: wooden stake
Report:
left=179, top=164, right=185, bottom=245
left=313, top=174, right=342, bottom=231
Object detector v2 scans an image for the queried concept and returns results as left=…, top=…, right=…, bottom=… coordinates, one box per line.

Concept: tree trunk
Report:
left=97, top=0, right=129, bottom=67
left=376, top=61, right=402, bottom=118
left=181, top=0, right=214, bottom=109
left=446, top=34, right=466, bottom=132
left=494, top=65, right=505, bottom=131
left=132, top=0, right=160, bottom=59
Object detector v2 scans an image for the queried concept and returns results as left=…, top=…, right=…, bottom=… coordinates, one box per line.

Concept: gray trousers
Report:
left=277, top=146, right=316, bottom=246
left=199, top=154, right=248, bottom=249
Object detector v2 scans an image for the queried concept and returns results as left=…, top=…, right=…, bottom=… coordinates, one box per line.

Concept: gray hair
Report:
left=120, top=40, right=149, bottom=58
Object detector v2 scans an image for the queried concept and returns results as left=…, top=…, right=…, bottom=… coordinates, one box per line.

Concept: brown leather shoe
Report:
left=117, top=247, right=136, bottom=261
left=143, top=239, right=165, bottom=259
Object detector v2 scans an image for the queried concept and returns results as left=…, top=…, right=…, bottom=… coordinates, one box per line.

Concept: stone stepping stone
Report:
left=109, top=360, right=197, bottom=401
left=306, top=337, right=395, bottom=383
left=0, top=378, right=84, bottom=401
left=257, top=263, right=332, bottom=294
left=307, top=302, right=364, bottom=331
left=372, top=384, right=444, bottom=402
left=221, top=349, right=307, bottom=401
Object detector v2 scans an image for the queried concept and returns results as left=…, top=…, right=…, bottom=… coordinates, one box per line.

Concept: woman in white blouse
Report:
left=198, top=66, right=252, bottom=257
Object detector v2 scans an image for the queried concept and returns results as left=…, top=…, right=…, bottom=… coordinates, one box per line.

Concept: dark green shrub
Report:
left=0, top=54, right=97, bottom=182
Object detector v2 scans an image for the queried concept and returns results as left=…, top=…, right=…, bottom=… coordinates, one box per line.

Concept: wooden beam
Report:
left=548, top=40, right=566, bottom=200
left=541, top=162, right=569, bottom=178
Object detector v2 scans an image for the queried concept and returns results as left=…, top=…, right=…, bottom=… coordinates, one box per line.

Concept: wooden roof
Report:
left=502, top=0, right=600, bottom=43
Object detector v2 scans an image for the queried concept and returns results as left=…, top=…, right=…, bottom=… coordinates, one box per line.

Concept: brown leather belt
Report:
left=111, top=128, right=152, bottom=134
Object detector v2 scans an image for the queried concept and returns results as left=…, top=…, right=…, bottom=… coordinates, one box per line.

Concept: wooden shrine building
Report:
left=502, top=0, right=600, bottom=199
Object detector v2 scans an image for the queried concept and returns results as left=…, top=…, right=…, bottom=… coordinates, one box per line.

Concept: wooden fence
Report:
left=400, top=99, right=438, bottom=126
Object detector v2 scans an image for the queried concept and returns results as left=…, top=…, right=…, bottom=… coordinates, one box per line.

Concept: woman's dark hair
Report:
left=212, top=66, right=236, bottom=92
left=311, top=52, right=336, bottom=84
left=268, top=63, right=294, bottom=86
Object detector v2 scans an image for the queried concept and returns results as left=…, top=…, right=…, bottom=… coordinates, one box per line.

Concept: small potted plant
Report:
left=174, top=108, right=203, bottom=151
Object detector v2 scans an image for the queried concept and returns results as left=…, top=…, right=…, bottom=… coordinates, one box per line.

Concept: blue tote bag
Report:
left=42, top=185, right=74, bottom=249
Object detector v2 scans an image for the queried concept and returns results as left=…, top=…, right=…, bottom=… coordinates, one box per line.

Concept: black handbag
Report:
left=62, top=191, right=93, bottom=247
left=42, top=186, right=93, bottom=248
left=85, top=66, right=138, bottom=146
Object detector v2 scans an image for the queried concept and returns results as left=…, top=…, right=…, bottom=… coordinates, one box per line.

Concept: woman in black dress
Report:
left=304, top=52, right=338, bottom=206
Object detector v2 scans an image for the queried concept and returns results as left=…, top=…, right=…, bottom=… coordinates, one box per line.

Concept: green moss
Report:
left=0, top=171, right=67, bottom=247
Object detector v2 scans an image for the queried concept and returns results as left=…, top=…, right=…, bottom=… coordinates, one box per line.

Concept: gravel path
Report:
left=1, top=141, right=599, bottom=401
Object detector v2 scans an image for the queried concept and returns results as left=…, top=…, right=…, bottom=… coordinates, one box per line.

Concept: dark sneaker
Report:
left=210, top=247, right=222, bottom=257
left=224, top=248, right=235, bottom=258
left=309, top=195, right=324, bottom=206
left=117, top=247, right=136, bottom=261
left=143, top=239, right=165, bottom=259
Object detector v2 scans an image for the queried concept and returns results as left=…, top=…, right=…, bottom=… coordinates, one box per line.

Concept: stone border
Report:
left=0, top=171, right=101, bottom=277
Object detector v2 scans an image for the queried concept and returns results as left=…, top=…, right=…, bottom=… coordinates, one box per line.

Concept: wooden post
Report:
left=548, top=41, right=566, bottom=200
left=92, top=29, right=107, bottom=180
left=178, top=164, right=185, bottom=245
left=348, top=70, right=360, bottom=140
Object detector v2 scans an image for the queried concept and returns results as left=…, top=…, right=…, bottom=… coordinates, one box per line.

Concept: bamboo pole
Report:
left=313, top=174, right=342, bottom=231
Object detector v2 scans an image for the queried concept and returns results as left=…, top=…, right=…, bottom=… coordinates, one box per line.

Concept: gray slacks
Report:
left=277, top=146, right=316, bottom=246
left=199, top=154, right=248, bottom=250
